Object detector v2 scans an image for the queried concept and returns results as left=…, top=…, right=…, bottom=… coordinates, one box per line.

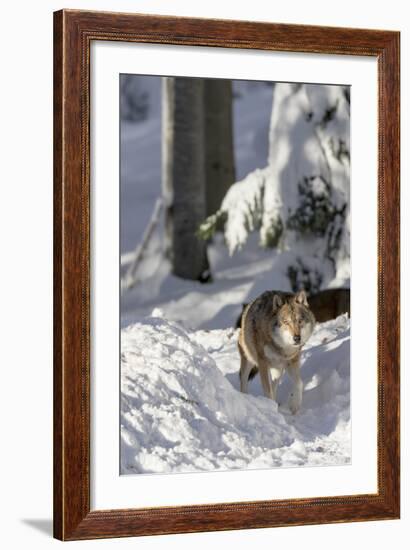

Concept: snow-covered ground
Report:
left=121, top=233, right=285, bottom=329
left=121, top=312, right=350, bottom=474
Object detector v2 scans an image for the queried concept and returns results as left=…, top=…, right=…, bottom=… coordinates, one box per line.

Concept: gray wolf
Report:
left=238, top=290, right=315, bottom=414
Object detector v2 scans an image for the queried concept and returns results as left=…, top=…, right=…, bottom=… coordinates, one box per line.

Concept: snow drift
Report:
left=121, top=312, right=351, bottom=475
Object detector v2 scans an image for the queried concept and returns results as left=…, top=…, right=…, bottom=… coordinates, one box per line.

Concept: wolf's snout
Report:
left=293, top=335, right=301, bottom=344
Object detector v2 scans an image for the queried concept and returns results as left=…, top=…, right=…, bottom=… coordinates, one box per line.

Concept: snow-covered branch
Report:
left=199, top=83, right=350, bottom=291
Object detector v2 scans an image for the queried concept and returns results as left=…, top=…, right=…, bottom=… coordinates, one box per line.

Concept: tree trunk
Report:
left=204, top=79, right=235, bottom=216
left=162, top=77, right=210, bottom=281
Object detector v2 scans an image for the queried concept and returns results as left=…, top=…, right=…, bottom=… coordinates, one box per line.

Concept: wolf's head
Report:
left=271, top=290, right=315, bottom=350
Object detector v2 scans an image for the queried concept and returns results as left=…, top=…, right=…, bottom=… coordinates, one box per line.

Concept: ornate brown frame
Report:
left=53, top=9, right=400, bottom=541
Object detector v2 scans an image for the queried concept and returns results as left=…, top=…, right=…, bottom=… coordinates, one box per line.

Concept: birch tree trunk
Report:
left=204, top=79, right=235, bottom=216
left=162, top=77, right=210, bottom=281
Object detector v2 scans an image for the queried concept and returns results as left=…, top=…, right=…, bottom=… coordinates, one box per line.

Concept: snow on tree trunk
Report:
left=198, top=83, right=350, bottom=292
left=204, top=79, right=236, bottom=217
left=162, top=77, right=210, bottom=281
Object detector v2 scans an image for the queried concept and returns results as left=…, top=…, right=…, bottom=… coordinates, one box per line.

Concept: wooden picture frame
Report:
left=53, top=9, right=400, bottom=541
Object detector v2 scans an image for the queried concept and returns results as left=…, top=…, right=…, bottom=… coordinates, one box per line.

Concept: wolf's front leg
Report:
left=239, top=346, right=253, bottom=394
left=258, top=358, right=276, bottom=401
left=269, top=365, right=282, bottom=402
left=285, top=357, right=303, bottom=414
left=239, top=361, right=253, bottom=394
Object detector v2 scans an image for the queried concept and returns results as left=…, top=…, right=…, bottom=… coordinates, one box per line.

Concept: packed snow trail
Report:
left=121, top=312, right=350, bottom=474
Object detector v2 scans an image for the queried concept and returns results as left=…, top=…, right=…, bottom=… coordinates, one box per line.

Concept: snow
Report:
left=121, top=233, right=289, bottom=330
left=220, top=168, right=266, bottom=254
left=264, top=83, right=350, bottom=246
left=121, top=312, right=350, bottom=474
left=201, top=83, right=350, bottom=291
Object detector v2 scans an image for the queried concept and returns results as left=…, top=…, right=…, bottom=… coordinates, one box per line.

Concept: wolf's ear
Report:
left=272, top=294, right=283, bottom=310
left=295, top=290, right=308, bottom=306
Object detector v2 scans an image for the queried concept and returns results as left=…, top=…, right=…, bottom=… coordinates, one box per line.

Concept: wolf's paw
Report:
left=288, top=393, right=301, bottom=415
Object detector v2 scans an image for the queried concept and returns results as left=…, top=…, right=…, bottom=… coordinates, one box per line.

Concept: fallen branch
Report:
left=121, top=197, right=163, bottom=293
